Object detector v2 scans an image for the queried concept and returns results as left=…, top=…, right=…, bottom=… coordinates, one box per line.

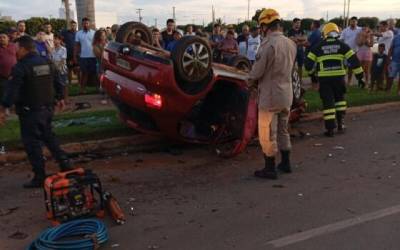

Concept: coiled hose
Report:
left=28, top=219, right=108, bottom=250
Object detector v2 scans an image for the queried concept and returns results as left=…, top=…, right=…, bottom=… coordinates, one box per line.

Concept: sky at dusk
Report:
left=1, top=0, right=399, bottom=28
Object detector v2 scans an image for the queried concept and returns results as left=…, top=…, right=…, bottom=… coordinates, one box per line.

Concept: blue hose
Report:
left=28, top=219, right=108, bottom=250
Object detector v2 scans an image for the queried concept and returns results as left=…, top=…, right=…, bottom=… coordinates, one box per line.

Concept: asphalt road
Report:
left=1, top=106, right=400, bottom=250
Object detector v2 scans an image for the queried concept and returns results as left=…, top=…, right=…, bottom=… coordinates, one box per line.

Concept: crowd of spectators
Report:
left=0, top=15, right=400, bottom=108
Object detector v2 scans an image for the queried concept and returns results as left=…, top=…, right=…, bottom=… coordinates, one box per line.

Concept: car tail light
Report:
left=145, top=93, right=163, bottom=109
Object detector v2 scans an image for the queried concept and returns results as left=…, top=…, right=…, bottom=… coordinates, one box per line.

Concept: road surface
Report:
left=1, top=106, right=400, bottom=250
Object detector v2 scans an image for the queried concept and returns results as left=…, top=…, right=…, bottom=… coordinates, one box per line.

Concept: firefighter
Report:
left=0, top=36, right=72, bottom=188
left=305, top=23, right=364, bottom=137
left=249, top=8, right=297, bottom=179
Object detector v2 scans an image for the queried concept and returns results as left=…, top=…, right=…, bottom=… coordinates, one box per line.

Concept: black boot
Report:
left=254, top=155, right=278, bottom=179
left=324, top=129, right=334, bottom=137
left=23, top=174, right=45, bottom=188
left=278, top=150, right=292, bottom=173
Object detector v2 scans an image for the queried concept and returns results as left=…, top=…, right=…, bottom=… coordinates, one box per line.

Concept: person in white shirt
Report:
left=50, top=34, right=68, bottom=101
left=340, top=16, right=362, bottom=85
left=247, top=27, right=261, bottom=64
left=43, top=22, right=54, bottom=50
left=375, top=20, right=394, bottom=55
left=185, top=25, right=196, bottom=36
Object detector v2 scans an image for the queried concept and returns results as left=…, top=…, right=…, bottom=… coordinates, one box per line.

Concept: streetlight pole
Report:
left=247, top=0, right=250, bottom=21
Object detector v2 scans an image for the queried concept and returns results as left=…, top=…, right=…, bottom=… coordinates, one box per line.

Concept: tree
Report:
left=397, top=19, right=400, bottom=28
left=24, top=17, right=67, bottom=35
left=301, top=18, right=314, bottom=31
left=329, top=17, right=345, bottom=29
left=0, top=20, right=17, bottom=33
left=358, top=17, right=379, bottom=29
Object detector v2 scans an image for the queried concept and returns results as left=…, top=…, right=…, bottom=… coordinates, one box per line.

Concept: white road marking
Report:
left=267, top=204, right=400, bottom=248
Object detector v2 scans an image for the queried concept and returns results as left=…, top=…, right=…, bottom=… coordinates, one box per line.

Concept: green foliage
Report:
left=396, top=19, right=400, bottom=28
left=329, top=17, right=345, bottom=28
left=0, top=20, right=17, bottom=33
left=25, top=17, right=67, bottom=35
left=236, top=20, right=258, bottom=33
left=358, top=17, right=379, bottom=29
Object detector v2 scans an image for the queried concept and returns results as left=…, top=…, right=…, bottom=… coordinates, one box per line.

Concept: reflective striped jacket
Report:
left=305, top=37, right=363, bottom=78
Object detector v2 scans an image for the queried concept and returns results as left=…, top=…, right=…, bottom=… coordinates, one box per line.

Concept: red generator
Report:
left=44, top=168, right=105, bottom=225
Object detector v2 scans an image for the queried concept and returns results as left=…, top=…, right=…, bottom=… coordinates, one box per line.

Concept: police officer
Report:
left=249, top=9, right=297, bottom=179
left=305, top=23, right=364, bottom=137
left=0, top=36, right=72, bottom=188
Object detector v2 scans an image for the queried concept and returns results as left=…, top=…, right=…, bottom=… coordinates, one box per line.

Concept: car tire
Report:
left=227, top=55, right=252, bottom=72
left=172, top=36, right=213, bottom=94
left=116, top=22, right=153, bottom=45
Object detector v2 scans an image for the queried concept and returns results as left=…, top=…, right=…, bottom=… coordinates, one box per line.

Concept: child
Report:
left=370, top=43, right=388, bottom=91
left=50, top=34, right=68, bottom=101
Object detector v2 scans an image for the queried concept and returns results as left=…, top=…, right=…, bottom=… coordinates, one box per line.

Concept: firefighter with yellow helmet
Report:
left=249, top=8, right=297, bottom=179
left=305, top=22, right=364, bottom=137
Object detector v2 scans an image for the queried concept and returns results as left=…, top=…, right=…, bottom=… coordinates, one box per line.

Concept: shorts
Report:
left=389, top=62, right=400, bottom=78
left=356, top=48, right=372, bottom=62
left=79, top=57, right=97, bottom=73
left=296, top=49, right=305, bottom=67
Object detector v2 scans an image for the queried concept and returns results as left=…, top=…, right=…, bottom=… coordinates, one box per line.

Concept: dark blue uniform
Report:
left=2, top=52, right=70, bottom=181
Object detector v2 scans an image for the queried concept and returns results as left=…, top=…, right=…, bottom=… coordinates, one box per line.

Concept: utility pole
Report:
left=136, top=8, right=143, bottom=23
left=247, top=0, right=250, bottom=21
left=343, top=0, right=347, bottom=28
left=173, top=6, right=176, bottom=21
left=346, top=0, right=351, bottom=26
left=154, top=18, right=157, bottom=28
left=62, top=0, right=71, bottom=29
left=212, top=5, right=215, bottom=24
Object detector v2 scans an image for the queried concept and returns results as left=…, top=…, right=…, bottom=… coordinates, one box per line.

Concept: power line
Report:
left=136, top=8, right=143, bottom=23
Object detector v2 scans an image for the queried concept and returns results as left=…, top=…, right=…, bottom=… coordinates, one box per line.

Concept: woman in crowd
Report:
left=356, top=26, right=374, bottom=88
left=92, top=29, right=108, bottom=104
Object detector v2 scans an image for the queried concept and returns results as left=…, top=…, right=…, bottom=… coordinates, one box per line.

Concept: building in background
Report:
left=0, top=14, right=12, bottom=22
left=75, top=0, right=96, bottom=28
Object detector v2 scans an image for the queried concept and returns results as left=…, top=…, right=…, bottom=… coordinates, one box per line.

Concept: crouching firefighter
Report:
left=0, top=36, right=72, bottom=188
left=248, top=8, right=297, bottom=179
left=305, top=23, right=364, bottom=137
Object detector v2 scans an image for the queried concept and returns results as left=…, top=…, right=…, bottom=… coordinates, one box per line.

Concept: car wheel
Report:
left=227, top=55, right=252, bottom=72
left=116, top=22, right=153, bottom=45
left=172, top=36, right=212, bottom=94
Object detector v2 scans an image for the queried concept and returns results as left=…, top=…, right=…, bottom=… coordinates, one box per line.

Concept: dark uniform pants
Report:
left=318, top=77, right=347, bottom=130
left=18, top=106, right=68, bottom=177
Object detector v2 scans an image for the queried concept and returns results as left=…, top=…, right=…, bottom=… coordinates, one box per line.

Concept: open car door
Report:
left=215, top=90, right=258, bottom=158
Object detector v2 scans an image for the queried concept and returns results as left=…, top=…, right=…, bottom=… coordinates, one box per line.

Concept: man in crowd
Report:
left=209, top=23, right=224, bottom=48
left=0, top=36, right=71, bottom=188
left=237, top=24, right=250, bottom=56
left=74, top=17, right=96, bottom=95
left=16, top=20, right=28, bottom=37
left=8, top=28, right=18, bottom=42
left=0, top=33, right=17, bottom=100
left=152, top=28, right=164, bottom=48
left=166, top=30, right=182, bottom=52
left=162, top=19, right=176, bottom=49
left=305, top=20, right=322, bottom=89
left=43, top=22, right=54, bottom=50
left=388, top=19, right=399, bottom=36
left=246, top=26, right=261, bottom=64
left=288, top=18, right=307, bottom=83
left=61, top=20, right=78, bottom=85
left=249, top=8, right=296, bottom=180
left=34, top=30, right=51, bottom=59
left=386, top=31, right=400, bottom=95
left=340, top=16, right=362, bottom=85
left=218, top=30, right=239, bottom=62
left=185, top=25, right=195, bottom=36
left=376, top=21, right=394, bottom=55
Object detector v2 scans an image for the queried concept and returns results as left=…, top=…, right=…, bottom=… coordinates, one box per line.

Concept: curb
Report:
left=1, top=101, right=399, bottom=165
left=0, top=134, right=163, bottom=165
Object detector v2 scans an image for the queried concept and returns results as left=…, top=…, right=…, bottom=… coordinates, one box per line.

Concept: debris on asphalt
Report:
left=211, top=209, right=219, bottom=213
left=374, top=152, right=379, bottom=155
left=0, top=206, right=19, bottom=216
left=272, top=184, right=285, bottom=188
left=8, top=231, right=28, bottom=240
left=298, top=193, right=304, bottom=197
left=333, top=146, right=345, bottom=150
left=128, top=197, right=136, bottom=203
left=111, top=243, right=120, bottom=248
left=341, top=160, right=347, bottom=163
left=53, top=116, right=112, bottom=128
left=328, top=153, right=333, bottom=158
left=148, top=245, right=160, bottom=249
left=346, top=208, right=356, bottom=214
left=314, top=143, right=323, bottom=147
left=130, top=207, right=135, bottom=216
left=306, top=133, right=311, bottom=136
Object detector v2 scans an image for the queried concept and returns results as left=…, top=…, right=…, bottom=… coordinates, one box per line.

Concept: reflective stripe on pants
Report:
left=258, top=108, right=291, bottom=157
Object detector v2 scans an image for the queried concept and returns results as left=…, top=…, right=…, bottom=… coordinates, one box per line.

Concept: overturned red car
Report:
left=101, top=22, right=305, bottom=157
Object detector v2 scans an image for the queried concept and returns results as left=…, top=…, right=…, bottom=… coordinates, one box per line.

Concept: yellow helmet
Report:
left=258, top=8, right=281, bottom=26
left=322, top=22, right=340, bottom=38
